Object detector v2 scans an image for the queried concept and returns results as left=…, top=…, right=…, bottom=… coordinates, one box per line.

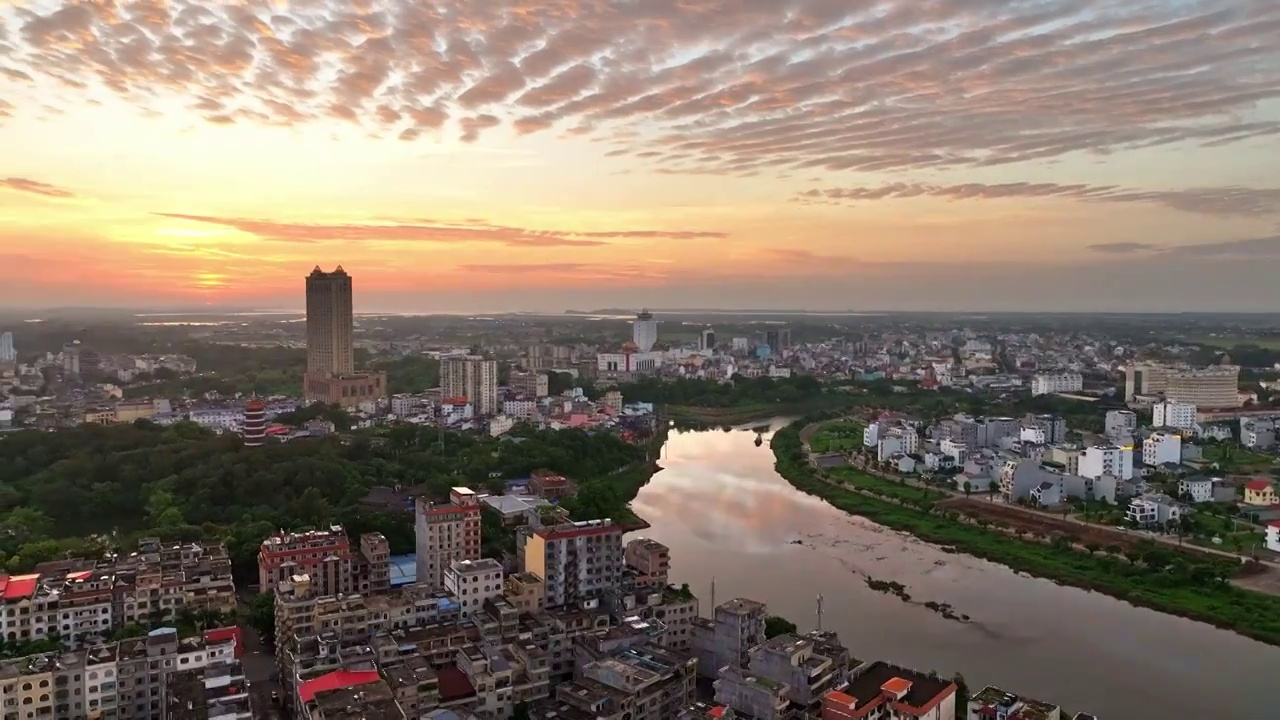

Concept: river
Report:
left=629, top=418, right=1279, bottom=718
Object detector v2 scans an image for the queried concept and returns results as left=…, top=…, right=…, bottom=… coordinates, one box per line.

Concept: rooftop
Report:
left=717, top=597, right=766, bottom=616
left=841, top=661, right=955, bottom=715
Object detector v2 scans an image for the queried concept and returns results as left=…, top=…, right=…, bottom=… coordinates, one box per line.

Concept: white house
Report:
left=1104, top=409, right=1138, bottom=441
left=1080, top=444, right=1134, bottom=480
left=863, top=422, right=883, bottom=448
left=877, top=436, right=905, bottom=463
left=1142, top=431, right=1182, bottom=467
left=1126, top=493, right=1186, bottom=527
left=1178, top=475, right=1233, bottom=504
left=1267, top=521, right=1280, bottom=553
left=940, top=438, right=968, bottom=464
left=1031, top=372, right=1083, bottom=396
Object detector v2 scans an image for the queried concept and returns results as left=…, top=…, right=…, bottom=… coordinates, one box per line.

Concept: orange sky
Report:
left=2, top=1, right=1279, bottom=311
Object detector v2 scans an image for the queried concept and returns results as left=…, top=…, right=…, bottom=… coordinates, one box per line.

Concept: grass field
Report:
left=808, top=420, right=865, bottom=454
left=1203, top=444, right=1275, bottom=473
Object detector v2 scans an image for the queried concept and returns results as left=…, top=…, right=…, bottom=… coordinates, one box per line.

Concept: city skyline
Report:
left=3, top=0, right=1280, bottom=312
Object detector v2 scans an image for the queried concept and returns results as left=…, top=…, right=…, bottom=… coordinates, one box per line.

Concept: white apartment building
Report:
left=1152, top=401, right=1196, bottom=431
left=443, top=558, right=504, bottom=618
left=1165, top=365, right=1240, bottom=409
left=1266, top=521, right=1280, bottom=554
left=187, top=408, right=244, bottom=431
left=877, top=436, right=904, bottom=463
left=863, top=422, right=883, bottom=448
left=940, top=438, right=968, bottom=464
left=1143, top=431, right=1183, bottom=467
left=1104, top=410, right=1137, bottom=441
left=1079, top=444, right=1133, bottom=480
left=1019, top=425, right=1047, bottom=445
left=1126, top=494, right=1185, bottom=527
left=441, top=356, right=499, bottom=415
left=1031, top=372, right=1083, bottom=396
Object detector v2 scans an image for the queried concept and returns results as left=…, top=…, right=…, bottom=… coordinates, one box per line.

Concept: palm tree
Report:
left=962, top=481, right=972, bottom=498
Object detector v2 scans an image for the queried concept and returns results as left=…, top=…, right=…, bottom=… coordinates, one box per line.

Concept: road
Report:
left=240, top=622, right=282, bottom=719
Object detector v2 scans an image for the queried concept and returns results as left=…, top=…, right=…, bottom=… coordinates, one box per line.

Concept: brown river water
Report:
left=629, top=418, right=1278, bottom=719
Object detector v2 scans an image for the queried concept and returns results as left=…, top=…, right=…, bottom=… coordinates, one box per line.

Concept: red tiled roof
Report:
left=298, top=670, right=381, bottom=704
left=708, top=707, right=727, bottom=718
left=1245, top=479, right=1273, bottom=491
left=66, top=570, right=93, bottom=581
left=2, top=574, right=39, bottom=600
left=437, top=666, right=476, bottom=701
left=203, top=627, right=242, bottom=658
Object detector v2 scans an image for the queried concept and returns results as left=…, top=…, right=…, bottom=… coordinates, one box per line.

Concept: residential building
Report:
left=624, top=538, right=670, bottom=590
left=823, top=661, right=957, bottom=720
left=939, top=438, right=967, bottom=464
left=1124, top=364, right=1171, bottom=401
left=1266, top=521, right=1280, bottom=553
left=442, top=356, right=500, bottom=415
left=1241, top=418, right=1276, bottom=449
left=1022, top=414, right=1067, bottom=444
left=304, top=266, right=387, bottom=406
left=1079, top=444, right=1133, bottom=480
left=415, top=488, right=483, bottom=590
left=1031, top=372, right=1082, bottom=396
left=509, top=370, right=550, bottom=399
left=1126, top=493, right=1186, bottom=527
left=998, top=461, right=1068, bottom=505
left=1165, top=365, right=1240, bottom=409
left=691, top=598, right=766, bottom=679
left=1243, top=479, right=1279, bottom=507
left=504, top=572, right=545, bottom=614
left=632, top=310, right=658, bottom=352
left=164, top=660, right=255, bottom=719
left=1152, top=401, right=1197, bottom=431
left=714, top=666, right=790, bottom=720
left=258, top=527, right=388, bottom=597
left=699, top=328, right=716, bottom=353
left=1104, top=410, right=1137, bottom=442
left=529, top=473, right=576, bottom=501
left=444, top=559, right=504, bottom=618
left=747, top=632, right=850, bottom=707
left=1046, top=445, right=1083, bottom=476
left=1178, top=475, right=1235, bottom=504
left=0, top=331, right=14, bottom=363
left=521, top=519, right=623, bottom=608
left=967, top=686, right=1061, bottom=720
left=1142, top=431, right=1182, bottom=467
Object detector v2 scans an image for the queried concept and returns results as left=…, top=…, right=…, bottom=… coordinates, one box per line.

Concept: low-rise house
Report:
left=1030, top=481, right=1062, bottom=507
left=823, top=661, right=957, bottom=720
left=1125, top=493, right=1187, bottom=528
left=1244, top=479, right=1279, bottom=507
left=1266, top=521, right=1280, bottom=553
left=967, top=686, right=1062, bottom=720
left=1178, top=475, right=1236, bottom=504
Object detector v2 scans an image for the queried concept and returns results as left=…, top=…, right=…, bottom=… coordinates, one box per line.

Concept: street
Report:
left=239, top=623, right=283, bottom=720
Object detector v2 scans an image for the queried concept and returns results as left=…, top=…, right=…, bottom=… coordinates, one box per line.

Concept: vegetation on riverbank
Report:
left=772, top=419, right=1280, bottom=647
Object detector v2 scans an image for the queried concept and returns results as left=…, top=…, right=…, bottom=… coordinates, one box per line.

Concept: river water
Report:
left=630, top=419, right=1279, bottom=718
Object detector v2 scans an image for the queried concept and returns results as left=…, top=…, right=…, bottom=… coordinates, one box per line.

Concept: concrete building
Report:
left=968, top=686, right=1061, bottom=720
left=415, top=488, right=483, bottom=590
left=521, top=519, right=623, bottom=608
left=0, top=331, right=14, bottom=363
left=699, top=328, right=716, bottom=353
left=304, top=266, right=386, bottom=406
left=1079, top=444, right=1133, bottom=480
left=443, top=356, right=499, bottom=415
left=1153, top=401, right=1197, bottom=431
left=1022, top=414, right=1067, bottom=445
left=1124, top=364, right=1171, bottom=401
left=632, top=310, right=658, bottom=352
left=692, top=598, right=766, bottom=679
left=509, top=370, right=549, bottom=399
left=747, top=632, right=849, bottom=707
left=1126, top=493, right=1186, bottom=527
left=1031, top=372, right=1083, bottom=396
left=1241, top=418, right=1276, bottom=449
left=1143, top=431, right=1182, bottom=467
left=624, top=538, right=670, bottom=591
left=444, top=559, right=504, bottom=618
left=1178, top=475, right=1236, bottom=504
left=164, top=660, right=255, bottom=719
left=1104, top=409, right=1138, bottom=442
left=714, top=666, right=790, bottom=720
left=1165, top=365, right=1240, bottom=409
left=241, top=399, right=267, bottom=447
left=824, top=662, right=957, bottom=720
left=1046, top=445, right=1083, bottom=476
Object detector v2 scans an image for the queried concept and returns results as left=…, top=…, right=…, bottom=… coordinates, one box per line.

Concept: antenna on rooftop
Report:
left=710, top=576, right=716, bottom=613
left=816, top=594, right=825, bottom=632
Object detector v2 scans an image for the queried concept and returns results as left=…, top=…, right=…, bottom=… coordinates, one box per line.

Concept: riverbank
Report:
left=772, top=419, right=1280, bottom=647
left=666, top=395, right=853, bottom=426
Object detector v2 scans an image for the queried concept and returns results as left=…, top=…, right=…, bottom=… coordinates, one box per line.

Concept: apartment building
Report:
left=967, top=685, right=1062, bottom=720
left=623, top=539, right=670, bottom=590
left=1164, top=365, right=1240, bottom=409
left=503, top=573, right=546, bottom=614
left=713, top=666, right=790, bottom=720
left=444, top=559, right=504, bottom=619
left=442, top=356, right=499, bottom=415
left=1152, top=401, right=1196, bottom=431
left=1143, top=431, right=1182, bottom=467
left=1031, top=372, right=1082, bottom=396
left=1242, top=418, right=1277, bottom=449
left=747, top=632, right=850, bottom=707
left=521, top=520, right=624, bottom=609
left=544, top=643, right=697, bottom=720
left=509, top=370, right=550, bottom=399
left=0, top=541, right=236, bottom=650
left=163, top=660, right=254, bottom=719
left=1021, top=414, right=1067, bottom=445
left=257, top=527, right=354, bottom=596
left=1078, top=444, right=1133, bottom=480
left=652, top=587, right=699, bottom=653
left=823, top=662, right=957, bottom=720
left=692, top=598, right=767, bottom=679
left=415, top=488, right=483, bottom=591
left=1104, top=409, right=1138, bottom=442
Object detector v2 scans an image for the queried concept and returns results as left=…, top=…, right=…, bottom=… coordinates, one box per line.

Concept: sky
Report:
left=2, top=0, right=1280, bottom=313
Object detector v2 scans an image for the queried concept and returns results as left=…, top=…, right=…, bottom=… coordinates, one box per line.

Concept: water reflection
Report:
left=632, top=420, right=1279, bottom=719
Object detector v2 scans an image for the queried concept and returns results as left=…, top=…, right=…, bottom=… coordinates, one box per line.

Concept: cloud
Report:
left=799, top=183, right=1280, bottom=217
left=1088, top=235, right=1280, bottom=257
left=0, top=177, right=74, bottom=198
left=151, top=213, right=726, bottom=248
left=2, top=0, right=1278, bottom=175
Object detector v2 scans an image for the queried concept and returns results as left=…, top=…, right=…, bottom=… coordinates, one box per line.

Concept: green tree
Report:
left=763, top=615, right=797, bottom=639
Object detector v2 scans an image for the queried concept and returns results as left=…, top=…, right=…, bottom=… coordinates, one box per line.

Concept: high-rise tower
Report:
left=632, top=310, right=658, bottom=353
left=303, top=266, right=386, bottom=406
left=305, top=266, right=355, bottom=378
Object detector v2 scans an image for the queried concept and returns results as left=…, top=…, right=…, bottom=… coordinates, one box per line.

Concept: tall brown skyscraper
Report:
left=306, top=266, right=355, bottom=377
left=303, top=266, right=386, bottom=407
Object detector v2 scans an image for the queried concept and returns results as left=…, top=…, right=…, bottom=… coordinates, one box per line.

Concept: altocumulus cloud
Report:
left=0, top=177, right=74, bottom=198
left=1, top=0, right=1278, bottom=172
